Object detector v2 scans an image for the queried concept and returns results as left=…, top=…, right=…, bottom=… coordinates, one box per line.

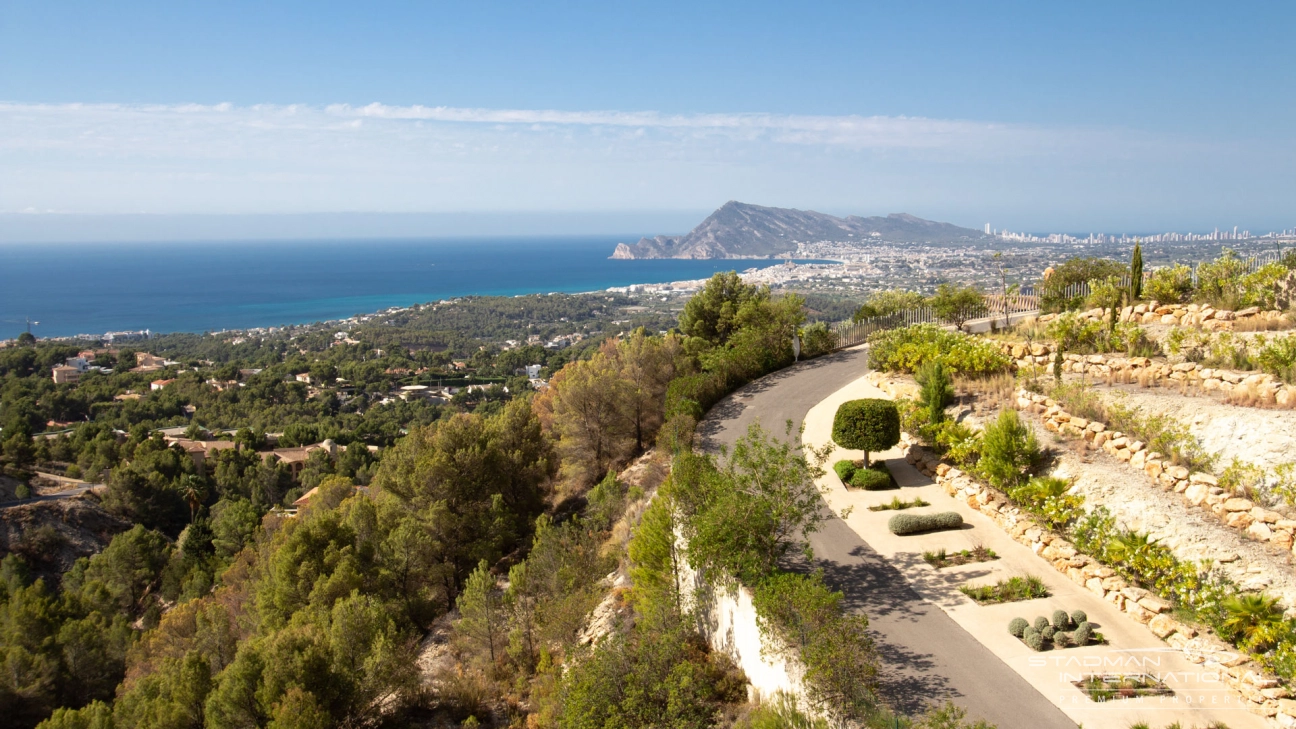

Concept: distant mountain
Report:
left=610, top=201, right=986, bottom=259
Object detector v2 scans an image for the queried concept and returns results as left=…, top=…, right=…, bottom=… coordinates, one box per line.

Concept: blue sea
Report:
left=0, top=237, right=804, bottom=340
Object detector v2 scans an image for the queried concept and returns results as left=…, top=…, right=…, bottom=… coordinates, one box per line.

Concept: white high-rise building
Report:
left=985, top=223, right=991, bottom=235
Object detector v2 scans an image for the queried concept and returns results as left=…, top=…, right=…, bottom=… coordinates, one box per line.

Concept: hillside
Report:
left=610, top=201, right=986, bottom=259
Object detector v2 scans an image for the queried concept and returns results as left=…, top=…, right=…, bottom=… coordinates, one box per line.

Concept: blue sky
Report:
left=1, top=0, right=1293, bottom=237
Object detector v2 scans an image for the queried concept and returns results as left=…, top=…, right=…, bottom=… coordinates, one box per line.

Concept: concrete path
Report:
left=698, top=346, right=1077, bottom=728
left=802, top=371, right=1269, bottom=729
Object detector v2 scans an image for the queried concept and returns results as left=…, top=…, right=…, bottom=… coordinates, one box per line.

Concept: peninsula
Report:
left=610, top=200, right=988, bottom=259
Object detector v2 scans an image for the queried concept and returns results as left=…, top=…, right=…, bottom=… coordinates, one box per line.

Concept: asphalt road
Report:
left=697, top=346, right=1075, bottom=728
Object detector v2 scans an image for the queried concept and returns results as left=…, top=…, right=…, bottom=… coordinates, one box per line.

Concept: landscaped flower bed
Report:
left=869, top=495, right=931, bottom=512
left=922, top=545, right=998, bottom=568
left=960, top=575, right=1048, bottom=604
left=1008, top=609, right=1104, bottom=650
left=1072, top=673, right=1172, bottom=702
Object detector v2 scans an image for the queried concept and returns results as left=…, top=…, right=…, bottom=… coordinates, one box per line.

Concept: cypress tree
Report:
left=1130, top=242, right=1144, bottom=300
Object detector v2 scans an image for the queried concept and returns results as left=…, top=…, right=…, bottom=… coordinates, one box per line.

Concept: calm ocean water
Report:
left=0, top=237, right=796, bottom=340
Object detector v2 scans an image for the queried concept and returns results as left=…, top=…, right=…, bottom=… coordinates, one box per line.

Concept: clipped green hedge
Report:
left=887, top=511, right=963, bottom=535
left=851, top=467, right=894, bottom=491
left=833, top=460, right=857, bottom=482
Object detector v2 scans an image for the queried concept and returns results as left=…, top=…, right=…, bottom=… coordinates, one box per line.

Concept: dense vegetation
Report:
left=0, top=272, right=1006, bottom=729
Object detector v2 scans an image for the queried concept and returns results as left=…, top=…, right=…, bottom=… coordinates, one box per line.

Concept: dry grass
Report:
left=1234, top=316, right=1295, bottom=332
left=954, top=372, right=1016, bottom=412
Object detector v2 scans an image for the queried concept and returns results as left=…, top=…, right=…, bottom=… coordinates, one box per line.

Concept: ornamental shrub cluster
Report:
left=866, top=324, right=1011, bottom=376
left=1012, top=610, right=1095, bottom=651
left=832, top=460, right=895, bottom=490
left=887, top=511, right=963, bottom=535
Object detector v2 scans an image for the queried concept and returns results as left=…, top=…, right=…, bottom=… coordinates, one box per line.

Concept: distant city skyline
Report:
left=2, top=1, right=1293, bottom=239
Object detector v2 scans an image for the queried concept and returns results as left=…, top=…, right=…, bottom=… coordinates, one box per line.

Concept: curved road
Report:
left=698, top=346, right=1075, bottom=728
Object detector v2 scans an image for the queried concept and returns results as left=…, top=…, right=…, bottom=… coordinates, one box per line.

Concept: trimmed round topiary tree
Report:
left=1008, top=617, right=1029, bottom=638
left=1070, top=610, right=1087, bottom=626
left=833, top=398, right=900, bottom=466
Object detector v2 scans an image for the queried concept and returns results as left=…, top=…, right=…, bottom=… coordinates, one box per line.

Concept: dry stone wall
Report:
left=998, top=341, right=1296, bottom=407
left=1014, top=388, right=1296, bottom=555
left=1037, top=302, right=1288, bottom=331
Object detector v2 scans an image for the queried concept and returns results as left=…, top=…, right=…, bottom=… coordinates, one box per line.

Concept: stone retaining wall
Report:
left=1038, top=302, right=1288, bottom=331
left=997, top=341, right=1296, bottom=406
left=1013, top=388, right=1296, bottom=552
left=899, top=437, right=1295, bottom=726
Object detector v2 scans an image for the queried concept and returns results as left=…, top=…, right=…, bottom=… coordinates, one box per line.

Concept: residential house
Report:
left=151, top=378, right=175, bottom=390
left=52, top=365, right=81, bottom=384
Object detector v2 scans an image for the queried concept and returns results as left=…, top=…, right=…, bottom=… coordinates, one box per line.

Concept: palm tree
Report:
left=181, top=475, right=205, bottom=523
left=1222, top=594, right=1284, bottom=650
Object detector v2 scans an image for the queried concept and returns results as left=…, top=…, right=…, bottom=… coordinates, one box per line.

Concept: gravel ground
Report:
left=1076, top=377, right=1296, bottom=470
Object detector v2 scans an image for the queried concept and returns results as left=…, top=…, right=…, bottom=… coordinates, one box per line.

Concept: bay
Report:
left=0, top=236, right=808, bottom=339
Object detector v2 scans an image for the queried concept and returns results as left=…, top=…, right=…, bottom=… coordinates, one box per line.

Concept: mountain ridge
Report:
left=610, top=201, right=986, bottom=259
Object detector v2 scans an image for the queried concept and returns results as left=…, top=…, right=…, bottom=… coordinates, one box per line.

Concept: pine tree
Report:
left=1130, top=242, right=1144, bottom=300
left=456, top=560, right=503, bottom=663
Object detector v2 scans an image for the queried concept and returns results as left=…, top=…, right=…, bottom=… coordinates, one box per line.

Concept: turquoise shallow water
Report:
left=0, top=236, right=813, bottom=339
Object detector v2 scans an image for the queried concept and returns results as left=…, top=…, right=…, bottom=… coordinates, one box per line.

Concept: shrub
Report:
left=917, top=359, right=954, bottom=427
left=1258, top=334, right=1296, bottom=383
left=832, top=399, right=899, bottom=467
left=832, top=460, right=857, bottom=483
left=1024, top=631, right=1045, bottom=652
left=1073, top=621, right=1093, bottom=646
left=1022, top=626, right=1037, bottom=642
left=934, top=420, right=981, bottom=469
left=799, top=322, right=837, bottom=358
left=1052, top=609, right=1071, bottom=630
left=887, top=511, right=963, bottom=535
left=1052, top=631, right=1071, bottom=649
left=1070, top=610, right=1087, bottom=626
left=977, top=409, right=1039, bottom=491
left=1040, top=257, right=1127, bottom=313
left=850, top=466, right=893, bottom=491
left=1008, top=617, right=1029, bottom=638
left=1041, top=625, right=1055, bottom=640
left=664, top=372, right=728, bottom=421
left=866, top=324, right=1011, bottom=376
left=1033, top=616, right=1050, bottom=633
left=1145, top=264, right=1193, bottom=304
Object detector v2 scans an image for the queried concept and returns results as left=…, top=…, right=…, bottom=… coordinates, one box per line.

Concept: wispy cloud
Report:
left=0, top=101, right=1287, bottom=229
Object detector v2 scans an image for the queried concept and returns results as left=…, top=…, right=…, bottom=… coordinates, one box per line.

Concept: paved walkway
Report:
left=699, top=346, right=1077, bottom=728
left=803, top=372, right=1268, bottom=729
